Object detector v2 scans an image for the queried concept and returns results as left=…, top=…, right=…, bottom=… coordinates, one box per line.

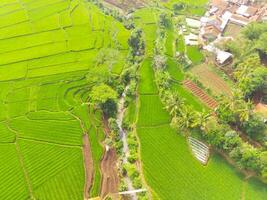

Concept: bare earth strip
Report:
left=100, top=118, right=119, bottom=199
left=183, top=80, right=218, bottom=109
left=83, top=133, right=94, bottom=199
left=100, top=148, right=119, bottom=198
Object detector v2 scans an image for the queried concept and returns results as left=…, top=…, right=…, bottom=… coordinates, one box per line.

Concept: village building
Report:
left=200, top=0, right=266, bottom=43
left=216, top=50, right=233, bottom=65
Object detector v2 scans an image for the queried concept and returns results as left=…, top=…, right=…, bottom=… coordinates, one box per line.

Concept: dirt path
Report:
left=100, top=147, right=119, bottom=198
left=15, top=141, right=34, bottom=199
left=100, top=118, right=119, bottom=199
left=83, top=133, right=94, bottom=199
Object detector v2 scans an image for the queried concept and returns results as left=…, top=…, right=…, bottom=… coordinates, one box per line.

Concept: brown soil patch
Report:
left=83, top=134, right=94, bottom=199
left=183, top=79, right=218, bottom=109
left=190, top=64, right=232, bottom=96
left=254, top=103, right=267, bottom=118
left=100, top=117, right=119, bottom=199
left=100, top=148, right=119, bottom=199
left=104, top=0, right=145, bottom=11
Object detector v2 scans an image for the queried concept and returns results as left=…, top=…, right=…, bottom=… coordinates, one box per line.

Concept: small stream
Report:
left=116, top=86, right=138, bottom=200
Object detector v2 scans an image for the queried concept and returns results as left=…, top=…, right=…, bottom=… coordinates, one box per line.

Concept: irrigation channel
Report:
left=116, top=86, right=138, bottom=200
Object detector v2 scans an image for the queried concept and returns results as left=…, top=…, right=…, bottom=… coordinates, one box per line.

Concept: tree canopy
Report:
left=90, top=83, right=118, bottom=117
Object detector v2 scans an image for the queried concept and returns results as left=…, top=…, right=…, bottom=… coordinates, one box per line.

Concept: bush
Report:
left=128, top=151, right=138, bottom=163
left=241, top=114, right=266, bottom=138
left=132, top=176, right=142, bottom=189
left=108, top=118, right=119, bottom=133
left=123, top=163, right=139, bottom=179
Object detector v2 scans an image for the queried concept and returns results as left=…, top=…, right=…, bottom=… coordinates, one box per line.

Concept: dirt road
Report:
left=83, top=134, right=94, bottom=199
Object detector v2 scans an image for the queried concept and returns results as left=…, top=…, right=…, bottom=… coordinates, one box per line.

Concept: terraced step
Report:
left=183, top=80, right=218, bottom=109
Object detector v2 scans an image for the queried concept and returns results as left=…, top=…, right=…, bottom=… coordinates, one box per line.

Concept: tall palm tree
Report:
left=192, top=110, right=212, bottom=131
left=171, top=106, right=196, bottom=135
left=237, top=100, right=253, bottom=123
left=165, top=92, right=184, bottom=117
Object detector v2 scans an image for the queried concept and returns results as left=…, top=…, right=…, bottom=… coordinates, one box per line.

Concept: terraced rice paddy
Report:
left=1, top=0, right=267, bottom=199
left=0, top=0, right=129, bottom=198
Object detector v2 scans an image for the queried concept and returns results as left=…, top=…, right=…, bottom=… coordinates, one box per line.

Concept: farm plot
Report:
left=134, top=7, right=267, bottom=199
left=137, top=126, right=246, bottom=200
left=18, top=139, right=84, bottom=198
left=138, top=58, right=158, bottom=95
left=183, top=80, right=218, bottom=109
left=187, top=46, right=204, bottom=65
left=136, top=91, right=267, bottom=199
left=0, top=144, right=29, bottom=199
left=190, top=64, right=232, bottom=96
left=0, top=0, right=130, bottom=199
left=137, top=95, right=170, bottom=127
left=0, top=0, right=130, bottom=82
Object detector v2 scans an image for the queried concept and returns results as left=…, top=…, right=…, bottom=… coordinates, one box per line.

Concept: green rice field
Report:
left=0, top=0, right=266, bottom=199
left=0, top=0, right=129, bottom=198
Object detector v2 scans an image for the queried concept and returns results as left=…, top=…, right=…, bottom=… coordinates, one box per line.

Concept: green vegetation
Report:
left=0, top=0, right=130, bottom=198
left=186, top=46, right=204, bottom=64
left=1, top=0, right=266, bottom=199
left=133, top=7, right=267, bottom=200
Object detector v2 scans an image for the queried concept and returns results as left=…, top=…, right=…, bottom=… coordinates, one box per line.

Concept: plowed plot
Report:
left=190, top=65, right=232, bottom=96
left=100, top=148, right=119, bottom=198
left=183, top=80, right=218, bottom=109
left=104, top=0, right=145, bottom=11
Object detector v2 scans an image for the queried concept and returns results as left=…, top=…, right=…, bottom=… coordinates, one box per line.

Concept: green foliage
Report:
left=240, top=114, right=266, bottom=138
left=128, top=28, right=145, bottom=59
left=234, top=55, right=267, bottom=97
left=242, top=22, right=267, bottom=41
left=187, top=46, right=204, bottom=64
left=90, top=84, right=118, bottom=117
left=159, top=13, right=170, bottom=28
left=0, top=0, right=132, bottom=198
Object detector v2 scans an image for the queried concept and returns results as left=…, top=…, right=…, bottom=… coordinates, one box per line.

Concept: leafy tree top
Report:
left=90, top=83, right=117, bottom=104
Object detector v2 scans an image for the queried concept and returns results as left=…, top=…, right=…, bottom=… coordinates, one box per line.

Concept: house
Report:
left=230, top=14, right=250, bottom=26
left=216, top=50, right=233, bottom=65
left=236, top=5, right=258, bottom=17
left=199, top=0, right=266, bottom=45
left=202, top=25, right=221, bottom=41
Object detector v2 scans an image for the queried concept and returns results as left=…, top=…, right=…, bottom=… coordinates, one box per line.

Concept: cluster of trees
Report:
left=89, top=27, right=145, bottom=117
left=225, top=22, right=267, bottom=100
left=233, top=55, right=267, bottom=98
left=161, top=88, right=267, bottom=181
left=203, top=120, right=267, bottom=181
left=107, top=118, right=149, bottom=199
left=216, top=90, right=266, bottom=141
left=119, top=27, right=148, bottom=199
left=128, top=28, right=145, bottom=62
left=90, top=83, right=118, bottom=117
left=214, top=89, right=267, bottom=180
